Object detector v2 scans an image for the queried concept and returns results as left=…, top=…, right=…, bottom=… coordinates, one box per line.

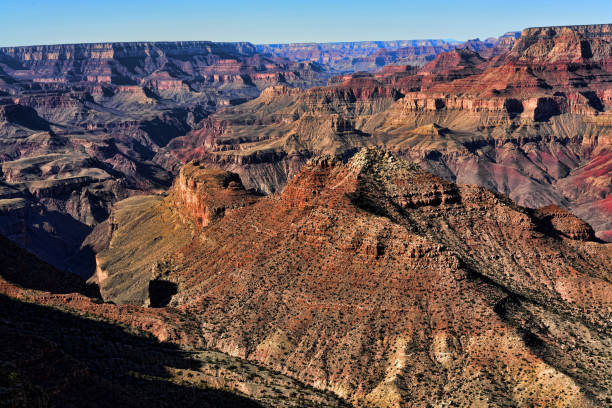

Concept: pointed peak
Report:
left=410, top=123, right=449, bottom=137
left=348, top=147, right=420, bottom=174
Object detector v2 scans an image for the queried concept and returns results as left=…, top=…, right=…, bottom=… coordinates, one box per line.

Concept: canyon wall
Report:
left=0, top=40, right=327, bottom=274
left=160, top=24, right=612, bottom=240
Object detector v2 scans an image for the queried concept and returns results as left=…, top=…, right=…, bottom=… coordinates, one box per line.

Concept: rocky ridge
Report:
left=98, top=147, right=612, bottom=407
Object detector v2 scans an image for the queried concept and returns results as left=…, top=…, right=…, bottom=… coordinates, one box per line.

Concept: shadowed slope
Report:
left=0, top=233, right=350, bottom=407
left=0, top=295, right=263, bottom=408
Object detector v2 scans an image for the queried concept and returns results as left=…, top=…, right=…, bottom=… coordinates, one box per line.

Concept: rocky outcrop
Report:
left=172, top=162, right=258, bottom=228
left=101, top=148, right=612, bottom=407
left=531, top=204, right=597, bottom=240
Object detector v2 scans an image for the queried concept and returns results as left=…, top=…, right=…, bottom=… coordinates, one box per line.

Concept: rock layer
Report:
left=159, top=24, right=612, bottom=240
left=0, top=40, right=327, bottom=274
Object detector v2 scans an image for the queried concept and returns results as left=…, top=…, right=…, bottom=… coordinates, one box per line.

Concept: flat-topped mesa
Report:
left=509, top=23, right=612, bottom=64
left=172, top=161, right=258, bottom=228
left=396, top=90, right=608, bottom=119
left=0, top=41, right=257, bottom=61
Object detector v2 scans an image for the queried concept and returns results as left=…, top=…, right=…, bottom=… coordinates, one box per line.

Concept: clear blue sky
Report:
left=2, top=0, right=611, bottom=47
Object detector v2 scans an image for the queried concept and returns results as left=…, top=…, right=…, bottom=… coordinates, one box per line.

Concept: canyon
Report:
left=0, top=40, right=326, bottom=274
left=160, top=24, right=612, bottom=241
left=0, top=36, right=477, bottom=275
left=1, top=22, right=611, bottom=408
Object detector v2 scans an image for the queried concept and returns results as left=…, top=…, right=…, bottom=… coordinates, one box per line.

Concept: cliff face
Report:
left=92, top=165, right=260, bottom=305
left=172, top=163, right=259, bottom=228
left=0, top=41, right=322, bottom=90
left=99, top=148, right=612, bottom=407
left=510, top=24, right=612, bottom=63
left=159, top=24, right=612, bottom=240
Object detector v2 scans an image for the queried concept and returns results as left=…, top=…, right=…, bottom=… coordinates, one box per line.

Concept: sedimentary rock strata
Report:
left=0, top=41, right=327, bottom=273
left=159, top=24, right=612, bottom=240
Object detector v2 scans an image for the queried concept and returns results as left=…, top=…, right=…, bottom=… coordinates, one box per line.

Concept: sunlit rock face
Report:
left=100, top=147, right=612, bottom=407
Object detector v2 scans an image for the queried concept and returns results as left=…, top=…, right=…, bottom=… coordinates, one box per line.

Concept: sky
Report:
left=1, top=0, right=611, bottom=47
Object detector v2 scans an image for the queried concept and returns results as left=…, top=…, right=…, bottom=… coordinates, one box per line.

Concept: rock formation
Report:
left=97, top=147, right=612, bottom=407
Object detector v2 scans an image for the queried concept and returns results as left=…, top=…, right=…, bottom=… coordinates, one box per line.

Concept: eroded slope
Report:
left=101, top=148, right=612, bottom=407
left=0, top=233, right=348, bottom=408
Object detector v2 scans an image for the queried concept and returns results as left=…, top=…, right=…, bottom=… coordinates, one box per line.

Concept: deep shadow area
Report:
left=149, top=279, right=178, bottom=307
left=533, top=97, right=561, bottom=122
left=503, top=98, right=524, bottom=119
left=0, top=233, right=98, bottom=297
left=580, top=91, right=604, bottom=111
left=0, top=294, right=262, bottom=408
left=2, top=104, right=50, bottom=131
left=580, top=40, right=594, bottom=59
left=12, top=205, right=95, bottom=276
left=139, top=110, right=191, bottom=148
